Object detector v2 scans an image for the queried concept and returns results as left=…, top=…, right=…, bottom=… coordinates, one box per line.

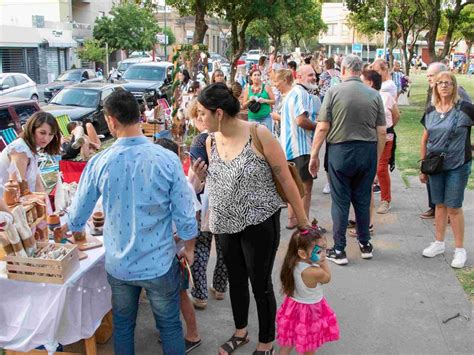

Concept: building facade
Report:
left=0, top=0, right=113, bottom=84
left=155, top=5, right=230, bottom=59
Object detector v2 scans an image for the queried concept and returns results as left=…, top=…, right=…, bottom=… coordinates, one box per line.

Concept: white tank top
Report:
left=291, top=261, right=324, bottom=304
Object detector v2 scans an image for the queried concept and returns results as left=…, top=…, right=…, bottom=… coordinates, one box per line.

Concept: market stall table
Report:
left=0, top=238, right=111, bottom=355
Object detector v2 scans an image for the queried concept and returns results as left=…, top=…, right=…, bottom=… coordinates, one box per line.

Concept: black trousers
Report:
left=218, top=210, right=281, bottom=343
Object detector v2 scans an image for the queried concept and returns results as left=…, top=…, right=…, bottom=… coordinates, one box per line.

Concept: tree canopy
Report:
left=93, top=2, right=161, bottom=53
left=77, top=39, right=107, bottom=63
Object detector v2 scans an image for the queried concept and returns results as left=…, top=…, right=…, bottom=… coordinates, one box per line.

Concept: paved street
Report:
left=65, top=167, right=473, bottom=354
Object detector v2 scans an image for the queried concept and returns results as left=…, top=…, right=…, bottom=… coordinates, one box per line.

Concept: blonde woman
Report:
left=420, top=71, right=474, bottom=268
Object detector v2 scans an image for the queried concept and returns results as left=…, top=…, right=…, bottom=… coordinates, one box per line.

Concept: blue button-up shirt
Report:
left=66, top=136, right=198, bottom=281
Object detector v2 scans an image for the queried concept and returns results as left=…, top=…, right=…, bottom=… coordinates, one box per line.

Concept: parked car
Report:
left=43, top=69, right=101, bottom=102
left=0, top=73, right=39, bottom=101
left=109, top=56, right=154, bottom=81
left=42, top=83, right=123, bottom=136
left=116, top=62, right=174, bottom=108
left=0, top=97, right=40, bottom=150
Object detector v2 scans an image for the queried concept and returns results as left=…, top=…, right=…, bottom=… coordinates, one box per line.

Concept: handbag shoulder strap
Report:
left=441, top=104, right=461, bottom=156
left=250, top=123, right=264, bottom=156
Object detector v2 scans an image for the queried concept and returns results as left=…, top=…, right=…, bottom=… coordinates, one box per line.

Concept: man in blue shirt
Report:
left=63, top=90, right=197, bottom=355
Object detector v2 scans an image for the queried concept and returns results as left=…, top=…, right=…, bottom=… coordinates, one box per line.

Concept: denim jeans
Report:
left=249, top=114, right=273, bottom=132
left=107, top=258, right=184, bottom=355
left=328, top=141, right=377, bottom=251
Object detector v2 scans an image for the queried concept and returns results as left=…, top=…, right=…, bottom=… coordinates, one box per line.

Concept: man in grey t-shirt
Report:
left=309, top=54, right=387, bottom=265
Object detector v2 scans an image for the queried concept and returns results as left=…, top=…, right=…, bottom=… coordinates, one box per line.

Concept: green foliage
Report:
left=93, top=2, right=161, bottom=53
left=246, top=0, right=325, bottom=51
left=162, top=27, right=176, bottom=47
left=77, top=39, right=106, bottom=63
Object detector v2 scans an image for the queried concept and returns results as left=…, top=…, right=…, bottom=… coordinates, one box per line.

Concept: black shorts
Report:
left=288, top=154, right=312, bottom=182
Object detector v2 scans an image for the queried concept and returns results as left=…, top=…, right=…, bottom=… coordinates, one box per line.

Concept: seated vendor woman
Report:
left=61, top=121, right=101, bottom=161
left=0, top=111, right=61, bottom=195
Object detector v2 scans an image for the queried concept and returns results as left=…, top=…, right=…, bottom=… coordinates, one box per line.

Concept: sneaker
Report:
left=451, top=248, right=467, bottom=269
left=373, top=184, right=381, bottom=193
left=359, top=242, right=373, bottom=259
left=377, top=201, right=391, bottom=214
left=71, top=136, right=85, bottom=149
left=420, top=208, right=435, bottom=219
left=422, top=241, right=445, bottom=258
left=323, top=183, right=331, bottom=194
left=185, top=339, right=202, bottom=354
left=326, top=247, right=348, bottom=265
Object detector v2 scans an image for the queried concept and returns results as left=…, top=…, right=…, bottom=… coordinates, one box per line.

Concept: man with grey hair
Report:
left=309, top=54, right=387, bottom=265
left=420, top=62, right=472, bottom=219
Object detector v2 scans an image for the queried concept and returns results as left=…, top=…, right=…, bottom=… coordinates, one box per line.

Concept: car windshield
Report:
left=118, top=62, right=134, bottom=73
left=56, top=71, right=82, bottom=82
left=50, top=88, right=99, bottom=108
left=123, top=66, right=165, bottom=81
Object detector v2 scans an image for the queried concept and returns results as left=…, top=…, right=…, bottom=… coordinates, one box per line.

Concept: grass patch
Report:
left=396, top=73, right=474, bottom=189
left=455, top=268, right=474, bottom=304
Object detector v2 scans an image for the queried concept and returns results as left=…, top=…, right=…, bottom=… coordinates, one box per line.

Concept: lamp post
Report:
left=164, top=0, right=167, bottom=60
left=383, top=2, right=389, bottom=60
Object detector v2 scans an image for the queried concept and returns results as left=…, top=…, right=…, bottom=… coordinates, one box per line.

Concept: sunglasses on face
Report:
left=436, top=81, right=453, bottom=87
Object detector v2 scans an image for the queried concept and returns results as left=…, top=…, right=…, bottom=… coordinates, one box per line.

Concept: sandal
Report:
left=286, top=217, right=298, bottom=230
left=253, top=347, right=274, bottom=355
left=219, top=332, right=249, bottom=354
left=210, top=286, right=225, bottom=300
left=348, top=225, right=374, bottom=238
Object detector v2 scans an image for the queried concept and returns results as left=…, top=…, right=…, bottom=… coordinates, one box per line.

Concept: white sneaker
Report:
left=422, top=241, right=445, bottom=258
left=376, top=201, right=391, bottom=214
left=323, top=183, right=331, bottom=194
left=451, top=248, right=467, bottom=268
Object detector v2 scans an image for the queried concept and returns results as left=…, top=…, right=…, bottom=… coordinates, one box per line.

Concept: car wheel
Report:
left=31, top=94, right=39, bottom=102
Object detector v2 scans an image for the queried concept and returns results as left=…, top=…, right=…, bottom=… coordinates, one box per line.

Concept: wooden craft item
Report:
left=68, top=233, right=103, bottom=251
left=3, top=179, right=20, bottom=206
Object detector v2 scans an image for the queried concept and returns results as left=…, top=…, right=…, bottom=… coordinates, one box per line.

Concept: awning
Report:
left=39, top=29, right=78, bottom=48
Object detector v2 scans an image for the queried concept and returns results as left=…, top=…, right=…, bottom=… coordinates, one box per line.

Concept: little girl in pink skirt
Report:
left=277, top=226, right=339, bottom=354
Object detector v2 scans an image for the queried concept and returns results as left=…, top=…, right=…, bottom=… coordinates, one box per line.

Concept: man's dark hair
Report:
left=155, top=138, right=179, bottom=156
left=66, top=121, right=78, bottom=134
left=362, top=69, right=382, bottom=91
left=288, top=61, right=297, bottom=70
left=103, top=90, right=140, bottom=125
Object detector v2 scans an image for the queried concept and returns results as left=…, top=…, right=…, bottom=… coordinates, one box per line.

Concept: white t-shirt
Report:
left=380, top=91, right=395, bottom=141
left=381, top=80, right=397, bottom=100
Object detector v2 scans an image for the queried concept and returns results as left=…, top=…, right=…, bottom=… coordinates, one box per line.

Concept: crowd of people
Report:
left=1, top=47, right=473, bottom=355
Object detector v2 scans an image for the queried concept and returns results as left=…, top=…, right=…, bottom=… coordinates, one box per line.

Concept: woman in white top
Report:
left=0, top=111, right=61, bottom=195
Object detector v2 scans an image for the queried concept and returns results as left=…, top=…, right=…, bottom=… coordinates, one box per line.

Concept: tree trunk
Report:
left=426, top=0, right=442, bottom=62
left=439, top=0, right=464, bottom=60
left=230, top=18, right=252, bottom=84
left=192, top=1, right=208, bottom=44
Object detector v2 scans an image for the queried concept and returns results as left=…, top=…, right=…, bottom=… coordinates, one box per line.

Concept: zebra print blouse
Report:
left=207, top=133, right=282, bottom=235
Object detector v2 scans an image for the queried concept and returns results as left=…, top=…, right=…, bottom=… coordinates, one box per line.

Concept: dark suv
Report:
left=116, top=62, right=174, bottom=107
left=0, top=96, right=40, bottom=138
left=44, top=69, right=101, bottom=102
left=42, top=83, right=123, bottom=136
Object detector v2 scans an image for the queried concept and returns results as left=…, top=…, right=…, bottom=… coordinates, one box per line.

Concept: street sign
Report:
left=156, top=33, right=169, bottom=45
left=352, top=43, right=363, bottom=53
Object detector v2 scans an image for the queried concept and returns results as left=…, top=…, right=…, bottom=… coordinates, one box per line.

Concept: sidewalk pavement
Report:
left=82, top=167, right=473, bottom=355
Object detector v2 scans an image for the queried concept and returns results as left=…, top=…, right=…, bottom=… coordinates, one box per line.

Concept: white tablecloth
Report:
left=0, top=239, right=111, bottom=353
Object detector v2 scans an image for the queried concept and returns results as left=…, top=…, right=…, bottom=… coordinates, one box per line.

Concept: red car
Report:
left=0, top=96, right=40, bottom=150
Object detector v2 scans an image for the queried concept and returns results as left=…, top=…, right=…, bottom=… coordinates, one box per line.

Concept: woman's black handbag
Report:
left=420, top=104, right=460, bottom=175
left=248, top=100, right=261, bottom=113
left=420, top=152, right=445, bottom=175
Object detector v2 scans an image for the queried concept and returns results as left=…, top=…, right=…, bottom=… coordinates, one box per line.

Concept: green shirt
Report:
left=247, top=84, right=272, bottom=120
left=318, top=77, right=386, bottom=144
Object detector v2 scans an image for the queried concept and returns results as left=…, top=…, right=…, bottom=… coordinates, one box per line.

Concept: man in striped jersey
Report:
left=279, top=64, right=320, bottom=230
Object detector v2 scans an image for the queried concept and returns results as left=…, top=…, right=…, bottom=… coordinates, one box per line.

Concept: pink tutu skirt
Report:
left=276, top=296, right=339, bottom=353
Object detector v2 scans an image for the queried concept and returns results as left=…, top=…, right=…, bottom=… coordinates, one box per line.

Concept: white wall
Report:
left=0, top=0, right=67, bottom=27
